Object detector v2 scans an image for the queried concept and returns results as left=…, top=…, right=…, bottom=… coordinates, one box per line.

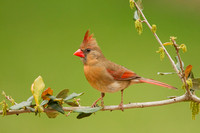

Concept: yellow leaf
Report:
left=156, top=47, right=164, bottom=60
left=31, top=76, right=45, bottom=106
left=163, top=42, right=173, bottom=46
left=31, top=76, right=45, bottom=114
left=179, top=44, right=187, bottom=53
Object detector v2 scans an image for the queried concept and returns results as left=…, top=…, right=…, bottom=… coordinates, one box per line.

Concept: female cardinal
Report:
left=74, top=30, right=177, bottom=110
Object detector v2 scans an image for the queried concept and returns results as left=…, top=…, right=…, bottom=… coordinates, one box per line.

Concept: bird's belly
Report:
left=89, top=80, right=128, bottom=93
left=106, top=81, right=130, bottom=93
left=88, top=79, right=130, bottom=93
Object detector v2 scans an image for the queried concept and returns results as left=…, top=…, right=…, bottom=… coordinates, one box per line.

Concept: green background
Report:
left=0, top=0, right=200, bottom=132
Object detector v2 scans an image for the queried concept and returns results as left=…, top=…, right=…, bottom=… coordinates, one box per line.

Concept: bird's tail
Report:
left=138, top=78, right=177, bottom=90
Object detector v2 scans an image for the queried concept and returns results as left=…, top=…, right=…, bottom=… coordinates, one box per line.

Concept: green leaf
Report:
left=26, top=107, right=35, bottom=112
left=157, top=72, right=175, bottom=75
left=189, top=71, right=195, bottom=79
left=48, top=101, right=65, bottom=114
left=64, top=92, right=84, bottom=101
left=77, top=113, right=92, bottom=119
left=192, top=78, right=200, bottom=90
left=66, top=101, right=79, bottom=107
left=10, top=101, right=32, bottom=110
left=136, top=0, right=143, bottom=10
left=133, top=10, right=140, bottom=20
left=75, top=107, right=102, bottom=119
left=27, top=96, right=34, bottom=102
left=47, top=95, right=57, bottom=101
left=40, top=100, right=49, bottom=106
left=46, top=112, right=59, bottom=118
left=175, top=56, right=184, bottom=72
left=74, top=106, right=102, bottom=113
left=56, top=89, right=69, bottom=98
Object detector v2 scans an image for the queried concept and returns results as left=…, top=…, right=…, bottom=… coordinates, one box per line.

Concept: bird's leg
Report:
left=91, top=92, right=105, bottom=107
left=100, top=92, right=105, bottom=107
left=119, top=89, right=124, bottom=111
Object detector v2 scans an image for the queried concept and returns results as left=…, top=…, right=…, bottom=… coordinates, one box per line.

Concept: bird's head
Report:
left=74, top=30, right=104, bottom=65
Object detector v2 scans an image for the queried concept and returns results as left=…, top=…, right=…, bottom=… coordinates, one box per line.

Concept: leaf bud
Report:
left=135, top=19, right=143, bottom=35
left=151, top=24, right=157, bottom=33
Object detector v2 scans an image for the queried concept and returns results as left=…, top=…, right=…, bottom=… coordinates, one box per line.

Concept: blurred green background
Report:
left=0, top=0, right=200, bottom=132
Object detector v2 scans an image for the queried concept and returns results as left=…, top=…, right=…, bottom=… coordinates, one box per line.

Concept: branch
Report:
left=171, top=39, right=192, bottom=95
left=134, top=1, right=181, bottom=78
left=0, top=94, right=190, bottom=116
left=134, top=1, right=192, bottom=96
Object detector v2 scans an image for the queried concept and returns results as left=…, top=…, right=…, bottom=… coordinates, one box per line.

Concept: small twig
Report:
left=66, top=111, right=72, bottom=117
left=2, top=91, right=17, bottom=105
left=74, top=98, right=81, bottom=107
left=171, top=38, right=192, bottom=96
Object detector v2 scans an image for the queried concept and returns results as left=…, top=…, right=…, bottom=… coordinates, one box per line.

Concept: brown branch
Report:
left=0, top=94, right=189, bottom=116
left=171, top=39, right=191, bottom=96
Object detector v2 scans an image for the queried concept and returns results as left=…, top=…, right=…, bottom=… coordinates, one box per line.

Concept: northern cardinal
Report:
left=74, top=30, right=177, bottom=110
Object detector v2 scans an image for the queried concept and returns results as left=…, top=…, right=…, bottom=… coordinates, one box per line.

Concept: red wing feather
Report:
left=121, top=71, right=137, bottom=79
left=107, top=69, right=140, bottom=81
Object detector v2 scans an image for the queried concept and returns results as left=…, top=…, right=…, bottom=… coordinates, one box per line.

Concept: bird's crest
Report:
left=83, top=30, right=94, bottom=43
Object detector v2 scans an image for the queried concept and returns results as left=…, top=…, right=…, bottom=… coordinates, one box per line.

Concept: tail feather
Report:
left=139, top=78, right=177, bottom=90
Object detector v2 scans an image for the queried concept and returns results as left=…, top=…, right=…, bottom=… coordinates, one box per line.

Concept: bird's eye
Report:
left=86, top=49, right=91, bottom=53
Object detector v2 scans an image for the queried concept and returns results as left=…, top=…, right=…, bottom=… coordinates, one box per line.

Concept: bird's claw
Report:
left=118, top=103, right=124, bottom=112
left=91, top=101, right=104, bottom=108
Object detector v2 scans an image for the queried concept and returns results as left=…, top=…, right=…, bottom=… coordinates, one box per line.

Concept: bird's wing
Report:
left=105, top=61, right=141, bottom=81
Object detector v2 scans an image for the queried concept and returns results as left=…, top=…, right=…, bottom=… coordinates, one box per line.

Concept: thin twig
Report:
left=171, top=39, right=191, bottom=95
left=134, top=2, right=181, bottom=79
left=2, top=91, right=17, bottom=105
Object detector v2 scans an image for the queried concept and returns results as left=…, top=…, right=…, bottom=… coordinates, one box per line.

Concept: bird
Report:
left=73, top=30, right=177, bottom=111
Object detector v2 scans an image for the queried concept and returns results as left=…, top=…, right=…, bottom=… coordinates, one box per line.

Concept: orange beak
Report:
left=73, top=49, right=85, bottom=58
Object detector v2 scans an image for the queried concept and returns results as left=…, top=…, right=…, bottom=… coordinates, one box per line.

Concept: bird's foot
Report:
left=91, top=101, right=98, bottom=108
left=91, top=97, right=101, bottom=107
left=91, top=99, right=104, bottom=108
left=91, top=93, right=105, bottom=108
left=118, top=102, right=124, bottom=112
